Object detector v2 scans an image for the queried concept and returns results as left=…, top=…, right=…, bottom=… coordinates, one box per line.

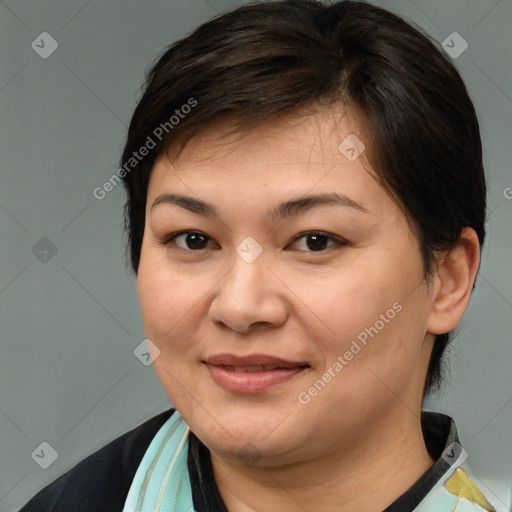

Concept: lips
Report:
left=219, top=365, right=289, bottom=372
left=204, top=353, right=310, bottom=393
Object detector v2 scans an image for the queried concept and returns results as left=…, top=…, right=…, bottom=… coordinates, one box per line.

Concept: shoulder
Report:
left=407, top=411, right=506, bottom=512
left=415, top=459, right=504, bottom=512
left=18, top=408, right=175, bottom=512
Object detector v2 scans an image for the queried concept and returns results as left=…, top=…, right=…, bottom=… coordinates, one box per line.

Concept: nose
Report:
left=208, top=248, right=288, bottom=334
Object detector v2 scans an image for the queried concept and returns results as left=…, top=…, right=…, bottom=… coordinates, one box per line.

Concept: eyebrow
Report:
left=150, top=192, right=368, bottom=221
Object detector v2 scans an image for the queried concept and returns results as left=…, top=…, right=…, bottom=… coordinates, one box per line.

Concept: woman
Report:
left=20, top=0, right=500, bottom=510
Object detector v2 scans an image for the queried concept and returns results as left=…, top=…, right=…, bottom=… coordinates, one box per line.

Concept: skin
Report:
left=137, top=106, right=480, bottom=512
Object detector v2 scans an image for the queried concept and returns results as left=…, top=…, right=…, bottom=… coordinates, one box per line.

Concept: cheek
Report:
left=137, top=257, right=203, bottom=352
left=138, top=261, right=203, bottom=408
left=308, top=251, right=425, bottom=365
left=310, top=264, right=396, bottom=338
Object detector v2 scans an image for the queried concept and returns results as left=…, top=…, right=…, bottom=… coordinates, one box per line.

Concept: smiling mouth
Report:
left=204, top=353, right=309, bottom=368
left=215, top=364, right=309, bottom=372
left=204, top=354, right=310, bottom=393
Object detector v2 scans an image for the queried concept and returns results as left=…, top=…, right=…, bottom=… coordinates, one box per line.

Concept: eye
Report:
left=161, top=230, right=217, bottom=250
left=159, top=230, right=346, bottom=253
left=288, top=231, right=346, bottom=252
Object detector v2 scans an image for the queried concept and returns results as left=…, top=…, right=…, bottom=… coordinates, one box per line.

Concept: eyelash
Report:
left=159, top=230, right=347, bottom=253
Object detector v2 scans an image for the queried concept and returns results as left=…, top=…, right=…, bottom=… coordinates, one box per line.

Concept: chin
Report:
left=187, top=401, right=304, bottom=463
left=203, top=429, right=299, bottom=469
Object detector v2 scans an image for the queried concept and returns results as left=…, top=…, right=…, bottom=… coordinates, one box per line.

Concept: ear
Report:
left=426, top=227, right=481, bottom=335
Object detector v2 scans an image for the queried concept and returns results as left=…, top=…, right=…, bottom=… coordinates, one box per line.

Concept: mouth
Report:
left=203, top=354, right=310, bottom=393
left=214, top=364, right=302, bottom=372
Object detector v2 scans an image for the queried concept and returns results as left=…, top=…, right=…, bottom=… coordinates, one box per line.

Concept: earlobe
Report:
left=426, top=227, right=481, bottom=335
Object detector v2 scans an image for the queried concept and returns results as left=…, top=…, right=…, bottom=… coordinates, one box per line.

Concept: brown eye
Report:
left=163, top=231, right=214, bottom=250
left=289, top=231, right=346, bottom=252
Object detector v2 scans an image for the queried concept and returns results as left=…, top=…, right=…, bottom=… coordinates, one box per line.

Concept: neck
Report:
left=211, top=408, right=435, bottom=512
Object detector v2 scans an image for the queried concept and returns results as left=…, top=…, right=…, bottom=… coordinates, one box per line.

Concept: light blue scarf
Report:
left=122, top=411, right=194, bottom=512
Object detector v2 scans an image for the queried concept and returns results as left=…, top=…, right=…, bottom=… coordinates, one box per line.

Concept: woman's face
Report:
left=137, top=108, right=436, bottom=466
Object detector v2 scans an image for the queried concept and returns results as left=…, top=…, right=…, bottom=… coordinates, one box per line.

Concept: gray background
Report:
left=1, top=0, right=511, bottom=510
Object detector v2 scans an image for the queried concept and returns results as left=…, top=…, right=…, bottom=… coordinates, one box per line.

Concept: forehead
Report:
left=153, top=105, right=372, bottom=180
